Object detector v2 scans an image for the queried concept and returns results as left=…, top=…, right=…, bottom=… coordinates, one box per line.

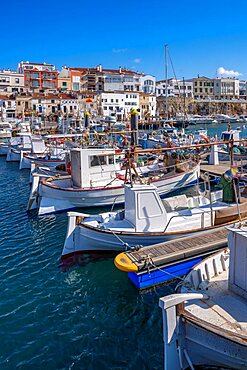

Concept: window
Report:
left=199, top=82, right=202, bottom=86
left=31, top=72, right=40, bottom=79
left=33, top=104, right=36, bottom=110
left=62, top=82, right=67, bottom=87
left=25, top=72, right=30, bottom=78
left=138, top=192, right=163, bottom=218
left=111, top=99, right=114, bottom=102
left=89, top=155, right=107, bottom=167
left=15, top=78, right=19, bottom=83
left=194, top=82, right=197, bottom=86
left=103, top=106, right=107, bottom=110
left=51, top=99, right=55, bottom=103
left=108, top=155, right=115, bottom=165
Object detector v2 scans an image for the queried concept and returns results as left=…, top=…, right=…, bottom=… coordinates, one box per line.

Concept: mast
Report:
left=165, top=44, right=168, bottom=120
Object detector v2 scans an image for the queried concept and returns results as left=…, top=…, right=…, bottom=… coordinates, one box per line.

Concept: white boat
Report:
left=0, top=122, right=12, bottom=139
left=159, top=226, right=247, bottom=369
left=62, top=178, right=247, bottom=257
left=6, top=133, right=33, bottom=162
left=218, top=129, right=247, bottom=161
left=29, top=147, right=200, bottom=215
left=190, top=115, right=217, bottom=125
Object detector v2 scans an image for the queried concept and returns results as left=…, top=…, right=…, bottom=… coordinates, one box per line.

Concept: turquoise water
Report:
left=0, top=157, right=177, bottom=369
left=186, top=121, right=247, bottom=139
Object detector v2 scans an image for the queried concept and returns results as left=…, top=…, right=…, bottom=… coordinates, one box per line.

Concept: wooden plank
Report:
left=128, top=228, right=229, bottom=268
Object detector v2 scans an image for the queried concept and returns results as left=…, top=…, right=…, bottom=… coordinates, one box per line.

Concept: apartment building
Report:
left=100, top=92, right=139, bottom=120
left=18, top=61, right=58, bottom=92
left=0, top=70, right=24, bottom=93
left=140, top=75, right=156, bottom=94
left=0, top=94, right=16, bottom=120
left=214, top=78, right=239, bottom=99
left=156, top=78, right=193, bottom=98
left=193, top=76, right=214, bottom=99
left=139, top=93, right=156, bottom=118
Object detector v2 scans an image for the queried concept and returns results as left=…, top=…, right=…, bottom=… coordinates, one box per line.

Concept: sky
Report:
left=2, top=0, right=247, bottom=80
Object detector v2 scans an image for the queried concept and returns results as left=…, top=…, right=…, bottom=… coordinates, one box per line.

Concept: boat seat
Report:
left=214, top=201, right=247, bottom=225
left=162, top=194, right=188, bottom=212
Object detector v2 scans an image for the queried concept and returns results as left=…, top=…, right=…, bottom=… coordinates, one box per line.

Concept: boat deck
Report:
left=126, top=228, right=228, bottom=270
left=201, top=160, right=247, bottom=176
left=184, top=269, right=247, bottom=338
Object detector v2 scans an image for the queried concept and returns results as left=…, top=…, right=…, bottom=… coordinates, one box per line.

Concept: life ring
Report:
left=66, top=161, right=71, bottom=175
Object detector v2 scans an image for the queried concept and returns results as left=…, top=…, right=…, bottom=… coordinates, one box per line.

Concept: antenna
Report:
left=165, top=44, right=168, bottom=119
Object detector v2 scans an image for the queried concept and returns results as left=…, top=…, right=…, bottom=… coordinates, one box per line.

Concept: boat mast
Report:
left=165, top=44, right=168, bottom=120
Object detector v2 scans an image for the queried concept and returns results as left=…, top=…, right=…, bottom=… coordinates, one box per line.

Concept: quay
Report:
left=115, top=228, right=228, bottom=289
left=201, top=160, right=247, bottom=176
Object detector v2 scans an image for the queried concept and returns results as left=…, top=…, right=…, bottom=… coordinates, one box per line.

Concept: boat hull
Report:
left=62, top=222, right=227, bottom=256
left=38, top=164, right=200, bottom=215
left=176, top=315, right=247, bottom=369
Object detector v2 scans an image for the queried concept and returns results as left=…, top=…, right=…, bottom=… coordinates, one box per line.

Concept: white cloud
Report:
left=133, top=58, right=141, bottom=64
left=112, top=48, right=128, bottom=53
left=217, top=66, right=242, bottom=77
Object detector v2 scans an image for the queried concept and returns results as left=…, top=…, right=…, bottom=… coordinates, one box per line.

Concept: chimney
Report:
left=97, top=64, right=102, bottom=72
left=119, top=66, right=122, bottom=73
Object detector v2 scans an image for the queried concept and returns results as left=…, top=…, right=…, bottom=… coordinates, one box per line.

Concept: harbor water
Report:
left=0, top=156, right=176, bottom=369
left=1, top=122, right=246, bottom=369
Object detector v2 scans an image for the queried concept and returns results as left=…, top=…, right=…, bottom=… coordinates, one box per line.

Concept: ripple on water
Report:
left=0, top=157, right=170, bottom=370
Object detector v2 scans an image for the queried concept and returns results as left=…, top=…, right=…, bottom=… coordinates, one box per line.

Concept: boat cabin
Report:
left=70, top=148, right=121, bottom=188
left=220, top=130, right=240, bottom=143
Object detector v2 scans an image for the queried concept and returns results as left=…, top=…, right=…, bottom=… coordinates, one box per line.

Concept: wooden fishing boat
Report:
left=62, top=177, right=247, bottom=257
left=159, top=226, right=247, bottom=369
left=30, top=147, right=200, bottom=215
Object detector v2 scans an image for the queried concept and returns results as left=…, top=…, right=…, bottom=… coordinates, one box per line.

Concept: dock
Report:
left=200, top=160, right=247, bottom=176
left=115, top=228, right=229, bottom=289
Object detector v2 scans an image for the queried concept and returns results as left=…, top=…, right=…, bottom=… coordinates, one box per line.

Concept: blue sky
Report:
left=2, top=0, right=247, bottom=80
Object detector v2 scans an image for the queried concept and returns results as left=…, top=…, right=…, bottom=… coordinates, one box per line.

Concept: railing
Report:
left=163, top=207, right=214, bottom=232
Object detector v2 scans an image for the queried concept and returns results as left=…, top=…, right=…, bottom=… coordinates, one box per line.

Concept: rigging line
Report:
left=168, top=50, right=187, bottom=119
left=145, top=254, right=185, bottom=281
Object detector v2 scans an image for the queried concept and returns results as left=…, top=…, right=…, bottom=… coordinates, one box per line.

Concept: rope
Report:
left=141, top=254, right=185, bottom=281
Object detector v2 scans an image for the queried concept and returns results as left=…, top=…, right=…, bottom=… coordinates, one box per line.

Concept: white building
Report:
left=100, top=92, right=139, bottom=120
left=0, top=70, right=24, bottom=93
left=18, top=61, right=56, bottom=73
left=0, top=95, right=16, bottom=120
left=140, top=75, right=156, bottom=94
left=103, top=67, right=142, bottom=92
left=156, top=78, right=193, bottom=98
left=214, top=78, right=239, bottom=99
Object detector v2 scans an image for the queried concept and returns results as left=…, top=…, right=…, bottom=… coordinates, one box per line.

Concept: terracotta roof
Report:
left=0, top=94, right=14, bottom=100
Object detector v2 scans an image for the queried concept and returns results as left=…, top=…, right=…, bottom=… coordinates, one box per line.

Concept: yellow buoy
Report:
left=114, top=253, right=138, bottom=273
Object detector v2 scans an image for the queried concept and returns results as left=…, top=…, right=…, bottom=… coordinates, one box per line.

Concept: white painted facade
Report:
left=214, top=78, right=239, bottom=99
left=101, top=92, right=139, bottom=120
left=140, top=75, right=156, bottom=94
left=0, top=70, right=24, bottom=93
left=18, top=61, right=56, bottom=73
left=0, top=97, right=16, bottom=120
left=60, top=98, right=80, bottom=116
left=156, top=78, right=193, bottom=98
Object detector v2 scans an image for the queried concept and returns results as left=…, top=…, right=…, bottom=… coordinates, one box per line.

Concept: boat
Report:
left=190, top=115, right=217, bottom=125
left=6, top=133, right=33, bottom=162
left=29, top=147, right=200, bottom=215
left=62, top=173, right=247, bottom=257
left=159, top=226, right=247, bottom=369
left=0, top=121, right=12, bottom=139
left=218, top=129, right=247, bottom=161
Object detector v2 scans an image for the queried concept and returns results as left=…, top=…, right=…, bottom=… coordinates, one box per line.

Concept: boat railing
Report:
left=163, top=207, right=215, bottom=232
